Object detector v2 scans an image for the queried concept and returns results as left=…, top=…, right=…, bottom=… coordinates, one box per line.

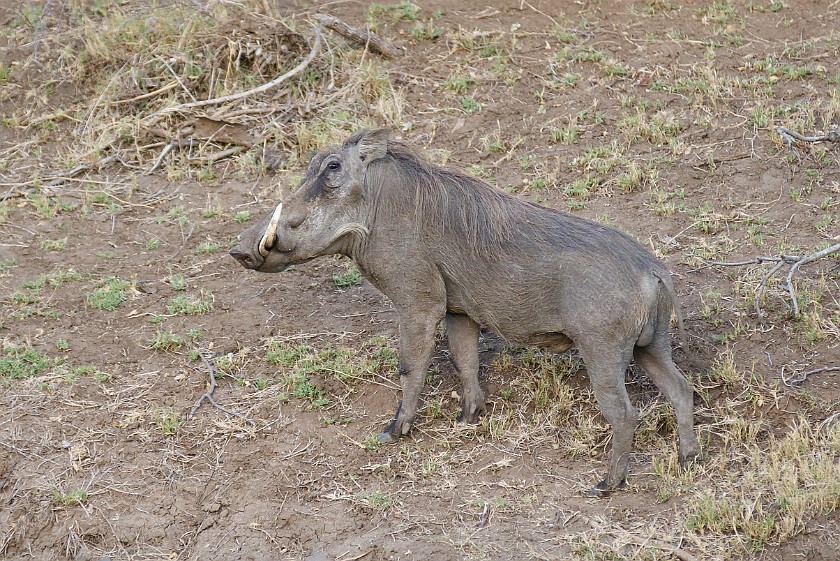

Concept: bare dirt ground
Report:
left=1, top=0, right=839, bottom=559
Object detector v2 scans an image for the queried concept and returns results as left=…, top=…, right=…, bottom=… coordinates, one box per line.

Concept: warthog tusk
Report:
left=258, top=202, right=283, bottom=257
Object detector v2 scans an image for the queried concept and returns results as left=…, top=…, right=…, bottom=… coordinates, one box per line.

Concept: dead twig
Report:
left=156, top=55, right=197, bottom=103
left=689, top=256, right=789, bottom=271
left=784, top=242, right=840, bottom=316
left=202, top=145, right=244, bottom=163
left=478, top=501, right=491, bottom=528
left=145, top=139, right=193, bottom=175
left=189, top=350, right=254, bottom=425
left=112, top=81, right=179, bottom=105
left=337, top=549, right=374, bottom=561
left=697, top=243, right=840, bottom=319
left=314, top=13, right=402, bottom=58
left=473, top=7, right=501, bottom=19
left=782, top=365, right=840, bottom=387
left=148, top=26, right=321, bottom=117
left=624, top=536, right=704, bottom=561
left=755, top=260, right=788, bottom=320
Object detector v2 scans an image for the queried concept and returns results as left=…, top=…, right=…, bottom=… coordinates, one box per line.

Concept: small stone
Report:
left=136, top=282, right=157, bottom=294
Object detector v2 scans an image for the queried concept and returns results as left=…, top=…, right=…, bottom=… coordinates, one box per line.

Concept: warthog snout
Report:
left=228, top=247, right=257, bottom=270
left=227, top=200, right=309, bottom=273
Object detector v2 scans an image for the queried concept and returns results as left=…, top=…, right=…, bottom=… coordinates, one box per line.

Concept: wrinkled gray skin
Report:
left=230, top=128, right=701, bottom=495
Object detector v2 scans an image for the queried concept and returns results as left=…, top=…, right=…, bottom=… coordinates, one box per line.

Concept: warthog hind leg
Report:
left=633, top=343, right=702, bottom=466
left=581, top=345, right=638, bottom=496
left=446, top=313, right=486, bottom=423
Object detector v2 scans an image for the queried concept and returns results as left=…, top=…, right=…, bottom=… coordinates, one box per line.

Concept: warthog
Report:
left=230, top=128, right=701, bottom=495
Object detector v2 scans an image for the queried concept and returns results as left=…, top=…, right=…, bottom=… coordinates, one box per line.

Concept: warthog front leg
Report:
left=378, top=309, right=442, bottom=443
left=445, top=313, right=485, bottom=423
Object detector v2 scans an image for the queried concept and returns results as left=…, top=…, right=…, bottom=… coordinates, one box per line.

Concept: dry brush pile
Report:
left=1, top=0, right=407, bottom=196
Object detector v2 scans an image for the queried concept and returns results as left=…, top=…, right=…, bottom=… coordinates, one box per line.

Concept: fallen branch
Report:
left=782, top=365, right=840, bottom=387
left=314, top=13, right=402, bottom=58
left=201, top=145, right=244, bottom=163
left=145, top=138, right=246, bottom=173
left=189, top=350, right=254, bottom=425
left=149, top=26, right=321, bottom=117
left=689, top=256, right=792, bottom=271
left=775, top=126, right=840, bottom=149
left=112, top=81, right=179, bottom=105
left=697, top=242, right=840, bottom=319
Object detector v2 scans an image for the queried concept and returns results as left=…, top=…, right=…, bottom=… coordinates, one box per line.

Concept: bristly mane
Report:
left=356, top=137, right=527, bottom=258
left=342, top=132, right=661, bottom=268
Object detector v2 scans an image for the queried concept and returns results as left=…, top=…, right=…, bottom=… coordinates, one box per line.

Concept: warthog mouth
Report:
left=257, top=202, right=283, bottom=257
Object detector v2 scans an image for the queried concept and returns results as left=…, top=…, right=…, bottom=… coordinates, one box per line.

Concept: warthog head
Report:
left=229, top=129, right=389, bottom=272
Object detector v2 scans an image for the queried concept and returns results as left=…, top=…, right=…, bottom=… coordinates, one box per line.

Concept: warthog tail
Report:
left=653, top=270, right=687, bottom=348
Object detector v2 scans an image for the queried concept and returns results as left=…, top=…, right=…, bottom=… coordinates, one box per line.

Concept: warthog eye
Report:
left=327, top=161, right=341, bottom=171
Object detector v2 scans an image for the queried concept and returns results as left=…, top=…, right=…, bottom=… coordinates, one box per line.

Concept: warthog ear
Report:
left=356, top=128, right=389, bottom=163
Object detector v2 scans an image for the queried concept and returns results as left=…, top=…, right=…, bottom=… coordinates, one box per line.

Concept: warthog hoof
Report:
left=456, top=400, right=486, bottom=424
left=679, top=450, right=703, bottom=469
left=378, top=402, right=410, bottom=443
left=377, top=420, right=411, bottom=443
left=585, top=478, right=627, bottom=499
left=377, top=431, right=399, bottom=444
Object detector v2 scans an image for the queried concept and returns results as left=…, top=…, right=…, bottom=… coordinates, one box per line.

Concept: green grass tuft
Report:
left=166, top=290, right=214, bottom=315
left=0, top=344, right=55, bottom=380
left=87, top=277, right=132, bottom=311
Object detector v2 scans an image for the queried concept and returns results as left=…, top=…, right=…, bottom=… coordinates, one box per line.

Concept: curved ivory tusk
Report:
left=258, top=202, right=283, bottom=257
